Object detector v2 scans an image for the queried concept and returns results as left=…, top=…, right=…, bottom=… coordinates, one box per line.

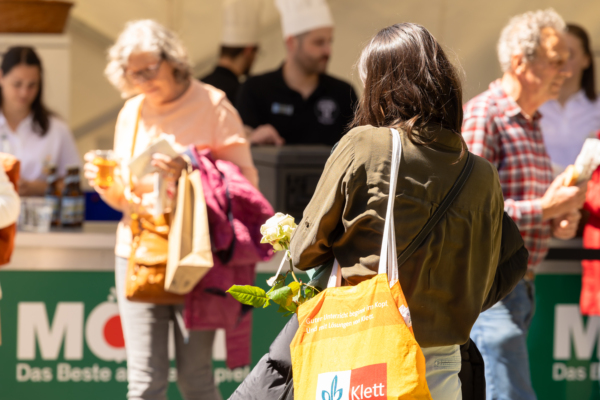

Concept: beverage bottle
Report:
left=44, top=165, right=61, bottom=226
left=60, top=166, right=85, bottom=227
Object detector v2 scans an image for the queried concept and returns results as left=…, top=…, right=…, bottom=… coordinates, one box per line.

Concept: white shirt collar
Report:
left=0, top=111, right=35, bottom=134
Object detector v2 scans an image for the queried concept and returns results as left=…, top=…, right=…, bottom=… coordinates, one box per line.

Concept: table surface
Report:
left=3, top=224, right=583, bottom=275
left=5, top=222, right=286, bottom=273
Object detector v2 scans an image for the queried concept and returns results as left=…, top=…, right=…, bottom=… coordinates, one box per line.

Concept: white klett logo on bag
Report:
left=316, top=363, right=387, bottom=400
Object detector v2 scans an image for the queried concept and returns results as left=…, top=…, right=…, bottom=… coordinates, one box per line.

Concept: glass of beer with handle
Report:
left=92, top=150, right=118, bottom=189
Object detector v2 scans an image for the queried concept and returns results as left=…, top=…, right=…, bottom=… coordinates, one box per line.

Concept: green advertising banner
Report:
left=2, top=270, right=600, bottom=400
left=528, top=274, right=600, bottom=400
left=0, top=271, right=289, bottom=400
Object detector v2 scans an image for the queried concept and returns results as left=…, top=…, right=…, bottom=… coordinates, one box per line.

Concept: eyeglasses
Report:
left=124, top=59, right=163, bottom=84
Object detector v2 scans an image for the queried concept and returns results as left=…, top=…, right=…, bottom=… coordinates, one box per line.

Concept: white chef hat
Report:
left=275, top=0, right=334, bottom=38
left=222, top=0, right=262, bottom=47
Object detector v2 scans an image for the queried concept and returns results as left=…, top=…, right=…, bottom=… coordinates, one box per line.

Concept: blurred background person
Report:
left=539, top=24, right=600, bottom=174
left=0, top=46, right=80, bottom=196
left=0, top=154, right=20, bottom=332
left=462, top=9, right=586, bottom=400
left=580, top=136, right=600, bottom=318
left=84, top=20, right=257, bottom=400
left=0, top=165, right=18, bottom=228
left=200, top=0, right=261, bottom=106
left=236, top=0, right=357, bottom=146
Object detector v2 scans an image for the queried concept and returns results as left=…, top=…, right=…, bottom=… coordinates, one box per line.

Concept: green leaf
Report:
left=266, top=273, right=287, bottom=294
left=276, top=300, right=298, bottom=316
left=305, top=286, right=318, bottom=300
left=294, top=287, right=307, bottom=305
left=227, top=285, right=269, bottom=308
left=288, top=281, right=301, bottom=296
left=267, top=286, right=293, bottom=307
left=277, top=304, right=289, bottom=314
left=282, top=302, right=297, bottom=317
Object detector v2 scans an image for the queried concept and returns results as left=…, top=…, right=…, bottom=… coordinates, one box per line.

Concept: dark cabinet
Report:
left=251, top=145, right=332, bottom=220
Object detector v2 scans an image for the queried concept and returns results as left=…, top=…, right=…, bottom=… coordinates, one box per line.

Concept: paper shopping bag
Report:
left=165, top=166, right=214, bottom=294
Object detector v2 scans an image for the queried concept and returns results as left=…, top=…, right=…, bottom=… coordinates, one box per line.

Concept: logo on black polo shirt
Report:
left=315, top=98, right=339, bottom=125
left=271, top=102, right=294, bottom=116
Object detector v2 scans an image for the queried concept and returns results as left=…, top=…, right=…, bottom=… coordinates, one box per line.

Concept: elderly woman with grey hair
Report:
left=83, top=19, right=257, bottom=400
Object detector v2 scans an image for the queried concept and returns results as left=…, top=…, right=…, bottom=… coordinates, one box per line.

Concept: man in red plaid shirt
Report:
left=463, top=9, right=587, bottom=400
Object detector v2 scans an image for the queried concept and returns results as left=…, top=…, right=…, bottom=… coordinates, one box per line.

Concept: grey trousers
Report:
left=115, top=257, right=222, bottom=400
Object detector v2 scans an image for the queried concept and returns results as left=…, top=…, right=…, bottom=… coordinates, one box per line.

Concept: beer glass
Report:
left=92, top=150, right=118, bottom=189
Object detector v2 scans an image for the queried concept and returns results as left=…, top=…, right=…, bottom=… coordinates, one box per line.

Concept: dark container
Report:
left=251, top=145, right=332, bottom=220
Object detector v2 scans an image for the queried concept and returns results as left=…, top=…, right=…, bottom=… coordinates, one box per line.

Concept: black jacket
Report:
left=229, top=212, right=527, bottom=400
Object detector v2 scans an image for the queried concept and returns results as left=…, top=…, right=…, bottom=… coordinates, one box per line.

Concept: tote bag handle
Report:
left=378, top=128, right=402, bottom=284
left=328, top=128, right=402, bottom=288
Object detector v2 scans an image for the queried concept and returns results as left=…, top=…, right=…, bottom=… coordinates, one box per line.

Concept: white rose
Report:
left=260, top=213, right=297, bottom=251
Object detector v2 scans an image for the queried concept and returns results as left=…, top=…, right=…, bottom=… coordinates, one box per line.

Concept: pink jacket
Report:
left=184, top=147, right=274, bottom=369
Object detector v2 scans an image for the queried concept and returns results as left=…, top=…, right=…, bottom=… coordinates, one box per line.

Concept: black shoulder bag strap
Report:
left=397, top=152, right=475, bottom=266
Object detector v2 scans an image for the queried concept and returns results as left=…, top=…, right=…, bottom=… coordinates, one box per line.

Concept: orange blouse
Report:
left=109, top=80, right=258, bottom=258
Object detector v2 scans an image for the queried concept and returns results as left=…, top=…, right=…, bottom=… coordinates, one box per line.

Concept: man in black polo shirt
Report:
left=237, top=0, right=357, bottom=146
left=201, top=0, right=260, bottom=106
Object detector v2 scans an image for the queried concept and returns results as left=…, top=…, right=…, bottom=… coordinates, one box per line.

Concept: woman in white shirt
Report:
left=0, top=46, right=80, bottom=196
left=539, top=24, right=600, bottom=173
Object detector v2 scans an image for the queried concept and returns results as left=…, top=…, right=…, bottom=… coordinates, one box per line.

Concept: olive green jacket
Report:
left=290, top=125, right=510, bottom=347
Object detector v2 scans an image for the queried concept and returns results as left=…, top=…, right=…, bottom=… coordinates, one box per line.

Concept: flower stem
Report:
left=283, top=247, right=298, bottom=283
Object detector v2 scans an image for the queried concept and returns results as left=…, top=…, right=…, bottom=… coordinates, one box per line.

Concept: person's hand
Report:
left=541, top=173, right=587, bottom=221
left=83, top=151, right=103, bottom=192
left=551, top=210, right=581, bottom=240
left=249, top=124, right=285, bottom=146
left=84, top=151, right=97, bottom=185
left=151, top=153, right=187, bottom=181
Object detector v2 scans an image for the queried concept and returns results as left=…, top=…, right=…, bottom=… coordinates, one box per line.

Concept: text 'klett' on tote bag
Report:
left=290, top=129, right=433, bottom=400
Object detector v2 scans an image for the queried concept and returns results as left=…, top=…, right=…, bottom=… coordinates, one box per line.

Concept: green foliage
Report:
left=268, top=286, right=294, bottom=307
left=305, top=285, right=318, bottom=299
left=288, top=281, right=301, bottom=296
left=228, top=275, right=321, bottom=316
left=226, top=285, right=269, bottom=308
left=266, top=274, right=286, bottom=293
left=229, top=214, right=323, bottom=316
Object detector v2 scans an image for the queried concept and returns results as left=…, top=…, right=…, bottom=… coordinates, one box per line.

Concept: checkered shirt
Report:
left=462, top=80, right=553, bottom=269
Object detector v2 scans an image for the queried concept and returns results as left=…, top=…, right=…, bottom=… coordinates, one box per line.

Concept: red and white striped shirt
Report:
left=462, top=80, right=553, bottom=269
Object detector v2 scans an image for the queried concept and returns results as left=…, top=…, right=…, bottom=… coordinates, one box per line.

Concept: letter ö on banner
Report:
left=85, top=302, right=126, bottom=362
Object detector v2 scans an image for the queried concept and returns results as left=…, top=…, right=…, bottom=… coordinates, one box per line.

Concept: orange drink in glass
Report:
left=92, top=150, right=118, bottom=189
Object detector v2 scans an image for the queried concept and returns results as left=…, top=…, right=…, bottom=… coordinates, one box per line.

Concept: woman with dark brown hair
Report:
left=287, top=23, right=527, bottom=399
left=230, top=23, right=527, bottom=400
left=539, top=23, right=600, bottom=173
left=0, top=46, right=80, bottom=196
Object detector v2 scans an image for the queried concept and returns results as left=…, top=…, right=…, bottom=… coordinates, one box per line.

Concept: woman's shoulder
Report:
left=186, top=80, right=238, bottom=117
left=115, top=94, right=144, bottom=125
left=470, top=152, right=500, bottom=182
left=46, top=115, right=73, bottom=137
left=342, top=125, right=392, bottom=149
left=344, top=125, right=389, bottom=139
left=464, top=152, right=504, bottom=206
left=121, top=94, right=144, bottom=113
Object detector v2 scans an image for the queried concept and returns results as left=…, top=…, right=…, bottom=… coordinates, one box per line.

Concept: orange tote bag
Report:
left=290, top=128, right=432, bottom=400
